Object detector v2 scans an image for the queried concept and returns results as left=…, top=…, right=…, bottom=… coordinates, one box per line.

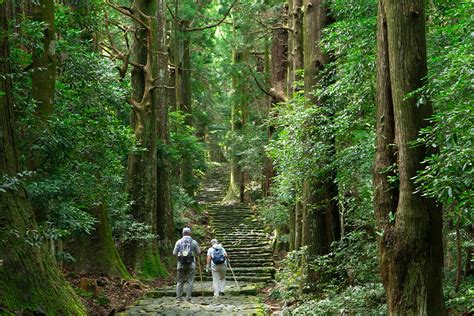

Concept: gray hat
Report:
left=211, top=239, right=218, bottom=245
left=182, top=227, right=192, bottom=235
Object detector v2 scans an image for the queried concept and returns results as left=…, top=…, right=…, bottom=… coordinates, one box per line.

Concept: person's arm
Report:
left=223, top=247, right=229, bottom=258
left=205, top=248, right=212, bottom=272
left=192, top=240, right=201, bottom=255
left=172, top=240, right=179, bottom=256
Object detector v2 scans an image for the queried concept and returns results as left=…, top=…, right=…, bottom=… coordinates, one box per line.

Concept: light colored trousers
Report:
left=211, top=264, right=227, bottom=296
left=176, top=264, right=195, bottom=300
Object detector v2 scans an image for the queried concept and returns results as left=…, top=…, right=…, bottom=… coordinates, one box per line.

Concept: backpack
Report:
left=178, top=237, right=194, bottom=264
left=211, top=247, right=226, bottom=265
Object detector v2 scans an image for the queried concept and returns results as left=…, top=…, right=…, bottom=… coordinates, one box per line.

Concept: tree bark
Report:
left=155, top=0, right=174, bottom=256
left=302, top=0, right=340, bottom=288
left=173, top=16, right=195, bottom=196
left=291, top=0, right=304, bottom=87
left=375, top=0, right=444, bottom=314
left=263, top=11, right=289, bottom=198
left=67, top=204, right=130, bottom=278
left=124, top=0, right=161, bottom=274
left=0, top=3, right=85, bottom=313
left=223, top=42, right=242, bottom=203
left=31, top=0, right=56, bottom=119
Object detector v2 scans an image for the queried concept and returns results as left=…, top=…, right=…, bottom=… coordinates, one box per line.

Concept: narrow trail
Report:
left=123, top=164, right=275, bottom=315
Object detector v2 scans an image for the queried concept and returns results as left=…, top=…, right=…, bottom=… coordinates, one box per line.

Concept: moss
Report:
left=67, top=204, right=131, bottom=280
left=0, top=257, right=86, bottom=315
left=139, top=250, right=168, bottom=279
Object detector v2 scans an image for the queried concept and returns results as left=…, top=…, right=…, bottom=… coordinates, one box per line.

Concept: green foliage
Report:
left=272, top=248, right=308, bottom=301
left=256, top=197, right=289, bottom=237
left=172, top=185, right=206, bottom=240
left=168, top=111, right=207, bottom=193
left=289, top=283, right=386, bottom=315
left=415, top=0, right=473, bottom=226
left=9, top=3, right=155, bottom=252
left=444, top=275, right=474, bottom=314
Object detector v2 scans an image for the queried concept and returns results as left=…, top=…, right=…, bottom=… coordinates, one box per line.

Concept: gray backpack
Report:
left=178, top=237, right=194, bottom=264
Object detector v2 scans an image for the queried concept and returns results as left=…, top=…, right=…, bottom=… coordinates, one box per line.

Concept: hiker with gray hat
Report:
left=173, top=227, right=201, bottom=302
left=206, top=239, right=229, bottom=297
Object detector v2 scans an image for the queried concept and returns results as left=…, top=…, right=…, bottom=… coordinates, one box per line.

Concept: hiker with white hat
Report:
left=206, top=238, right=229, bottom=297
left=173, top=227, right=201, bottom=302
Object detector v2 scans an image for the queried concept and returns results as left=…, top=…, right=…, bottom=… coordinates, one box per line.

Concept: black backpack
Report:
left=178, top=237, right=194, bottom=264
left=212, top=247, right=226, bottom=265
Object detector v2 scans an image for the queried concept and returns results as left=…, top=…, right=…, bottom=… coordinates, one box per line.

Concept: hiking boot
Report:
left=219, top=292, right=225, bottom=296
left=186, top=298, right=193, bottom=303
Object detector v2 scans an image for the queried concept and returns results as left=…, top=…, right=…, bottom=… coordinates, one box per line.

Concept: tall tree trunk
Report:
left=375, top=0, right=444, bottom=314
left=302, top=0, right=340, bottom=288
left=155, top=0, right=174, bottom=257
left=179, top=34, right=195, bottom=196
left=172, top=15, right=195, bottom=196
left=123, top=0, right=162, bottom=275
left=291, top=0, right=304, bottom=87
left=262, top=39, right=273, bottom=197
left=28, top=0, right=56, bottom=222
left=289, top=0, right=304, bottom=250
left=263, top=9, right=289, bottom=198
left=223, top=44, right=242, bottom=203
left=0, top=3, right=85, bottom=313
left=31, top=0, right=56, bottom=119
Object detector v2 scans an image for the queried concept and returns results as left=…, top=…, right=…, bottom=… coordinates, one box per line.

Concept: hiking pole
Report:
left=227, top=260, right=240, bottom=291
left=197, top=255, right=204, bottom=297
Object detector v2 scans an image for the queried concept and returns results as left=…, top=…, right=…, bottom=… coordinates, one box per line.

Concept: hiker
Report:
left=173, top=227, right=201, bottom=302
left=206, top=238, right=229, bottom=297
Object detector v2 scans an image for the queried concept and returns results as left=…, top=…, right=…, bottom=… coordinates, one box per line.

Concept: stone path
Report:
left=122, top=164, right=275, bottom=315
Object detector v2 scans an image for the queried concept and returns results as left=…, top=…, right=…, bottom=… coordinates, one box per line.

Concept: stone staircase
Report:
left=198, top=165, right=275, bottom=284
left=122, top=165, right=274, bottom=315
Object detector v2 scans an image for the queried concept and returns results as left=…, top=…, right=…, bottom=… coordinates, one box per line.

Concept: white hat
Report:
left=182, top=227, right=192, bottom=235
left=211, top=239, right=218, bottom=245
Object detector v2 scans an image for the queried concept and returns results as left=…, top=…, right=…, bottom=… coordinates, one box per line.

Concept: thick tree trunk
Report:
left=124, top=0, right=162, bottom=275
left=31, top=0, right=56, bottom=119
left=173, top=18, right=195, bottom=196
left=155, top=0, right=174, bottom=256
left=375, top=1, right=444, bottom=314
left=67, top=204, right=130, bottom=278
left=291, top=0, right=304, bottom=87
left=302, top=0, right=340, bottom=288
left=263, top=15, right=289, bottom=198
left=0, top=4, right=85, bottom=313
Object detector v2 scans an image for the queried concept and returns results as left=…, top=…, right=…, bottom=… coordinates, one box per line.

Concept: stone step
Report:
left=227, top=253, right=272, bottom=259
left=219, top=244, right=270, bottom=250
left=146, top=282, right=260, bottom=298
left=214, top=234, right=267, bottom=238
left=210, top=216, right=255, bottom=220
left=202, top=241, right=270, bottom=247
left=202, top=275, right=272, bottom=282
left=228, top=267, right=275, bottom=273
left=211, top=221, right=256, bottom=226
left=227, top=262, right=274, bottom=268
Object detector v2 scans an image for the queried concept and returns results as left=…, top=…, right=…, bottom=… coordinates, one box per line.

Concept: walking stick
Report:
left=197, top=255, right=204, bottom=296
left=227, top=260, right=240, bottom=291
